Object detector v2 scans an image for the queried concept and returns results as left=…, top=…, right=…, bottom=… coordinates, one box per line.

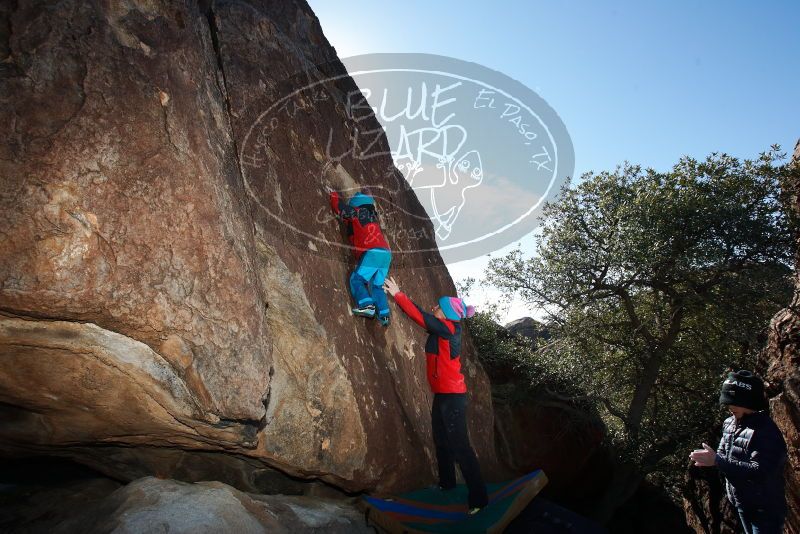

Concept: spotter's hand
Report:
left=383, top=277, right=400, bottom=297
left=689, top=443, right=717, bottom=467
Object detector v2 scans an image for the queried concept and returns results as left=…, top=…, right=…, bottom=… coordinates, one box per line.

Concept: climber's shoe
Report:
left=468, top=506, right=484, bottom=516
left=378, top=315, right=390, bottom=327
left=352, top=304, right=376, bottom=318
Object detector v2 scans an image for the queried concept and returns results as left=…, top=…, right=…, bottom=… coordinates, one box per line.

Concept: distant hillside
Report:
left=505, top=317, right=551, bottom=343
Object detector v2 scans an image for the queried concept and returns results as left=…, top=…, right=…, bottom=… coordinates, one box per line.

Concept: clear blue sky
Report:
left=308, top=0, right=800, bottom=320
left=309, top=0, right=799, bottom=175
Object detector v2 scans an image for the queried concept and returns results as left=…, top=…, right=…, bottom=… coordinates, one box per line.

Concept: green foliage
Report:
left=485, top=148, right=795, bottom=485
left=466, top=310, right=531, bottom=369
left=466, top=310, right=594, bottom=411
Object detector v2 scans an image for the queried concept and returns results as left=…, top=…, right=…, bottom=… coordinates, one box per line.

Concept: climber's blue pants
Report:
left=350, top=248, right=392, bottom=317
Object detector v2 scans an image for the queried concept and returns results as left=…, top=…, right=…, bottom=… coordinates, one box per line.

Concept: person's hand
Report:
left=689, top=443, right=717, bottom=467
left=383, top=276, right=400, bottom=297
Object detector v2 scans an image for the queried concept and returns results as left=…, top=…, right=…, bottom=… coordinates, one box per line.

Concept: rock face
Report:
left=0, top=0, right=498, bottom=494
left=3, top=476, right=371, bottom=534
left=492, top=391, right=608, bottom=508
left=682, top=464, right=741, bottom=534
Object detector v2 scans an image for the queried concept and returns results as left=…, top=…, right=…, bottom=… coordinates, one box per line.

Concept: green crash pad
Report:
left=362, top=469, right=548, bottom=534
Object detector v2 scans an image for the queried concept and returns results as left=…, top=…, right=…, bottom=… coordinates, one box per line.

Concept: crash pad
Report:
left=362, top=469, right=548, bottom=534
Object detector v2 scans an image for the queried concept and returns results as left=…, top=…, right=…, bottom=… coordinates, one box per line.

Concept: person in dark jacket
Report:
left=330, top=190, right=392, bottom=326
left=383, top=276, right=489, bottom=514
left=689, top=370, right=787, bottom=534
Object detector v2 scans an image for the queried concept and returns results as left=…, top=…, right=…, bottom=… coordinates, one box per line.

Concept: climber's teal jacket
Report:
left=394, top=291, right=467, bottom=394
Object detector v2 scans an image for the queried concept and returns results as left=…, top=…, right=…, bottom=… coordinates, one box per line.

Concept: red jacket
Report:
left=330, top=192, right=389, bottom=259
left=395, top=292, right=467, bottom=394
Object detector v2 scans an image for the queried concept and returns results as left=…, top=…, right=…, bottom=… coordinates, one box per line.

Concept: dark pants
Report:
left=737, top=507, right=785, bottom=534
left=431, top=393, right=488, bottom=509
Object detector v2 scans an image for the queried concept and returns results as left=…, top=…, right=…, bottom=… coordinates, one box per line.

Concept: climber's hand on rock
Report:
left=383, top=277, right=400, bottom=297
left=689, top=443, right=716, bottom=467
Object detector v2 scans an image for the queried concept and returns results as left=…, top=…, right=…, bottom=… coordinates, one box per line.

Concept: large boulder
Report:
left=492, top=389, right=609, bottom=509
left=2, top=475, right=371, bottom=533
left=682, top=464, right=740, bottom=534
left=0, top=0, right=498, bottom=494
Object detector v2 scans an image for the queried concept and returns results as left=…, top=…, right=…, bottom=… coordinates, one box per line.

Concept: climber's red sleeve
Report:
left=395, top=292, right=456, bottom=336
left=330, top=191, right=342, bottom=215
left=330, top=191, right=355, bottom=246
left=394, top=292, right=426, bottom=329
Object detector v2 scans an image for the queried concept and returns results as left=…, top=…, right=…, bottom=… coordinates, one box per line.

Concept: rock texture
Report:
left=2, top=476, right=371, bottom=534
left=682, top=464, right=741, bottom=534
left=492, top=390, right=609, bottom=507
left=0, top=0, right=498, bottom=494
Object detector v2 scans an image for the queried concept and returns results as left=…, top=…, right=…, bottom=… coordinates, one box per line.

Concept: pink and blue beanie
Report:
left=438, top=297, right=476, bottom=321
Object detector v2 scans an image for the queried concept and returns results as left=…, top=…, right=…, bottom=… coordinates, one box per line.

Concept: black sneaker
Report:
left=378, top=315, right=390, bottom=327
left=352, top=304, right=376, bottom=318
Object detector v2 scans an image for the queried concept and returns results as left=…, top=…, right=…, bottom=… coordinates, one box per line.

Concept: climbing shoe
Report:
left=468, top=506, right=484, bottom=515
left=352, top=304, right=376, bottom=318
left=378, top=315, right=390, bottom=327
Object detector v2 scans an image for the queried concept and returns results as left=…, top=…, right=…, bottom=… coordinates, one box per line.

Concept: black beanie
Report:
left=719, top=370, right=766, bottom=410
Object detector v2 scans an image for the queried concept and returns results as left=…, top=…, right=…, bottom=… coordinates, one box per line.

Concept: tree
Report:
left=485, top=149, right=795, bottom=518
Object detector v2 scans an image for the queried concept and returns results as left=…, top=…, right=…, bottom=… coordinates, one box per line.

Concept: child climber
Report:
left=330, top=190, right=392, bottom=326
left=382, top=276, right=489, bottom=514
